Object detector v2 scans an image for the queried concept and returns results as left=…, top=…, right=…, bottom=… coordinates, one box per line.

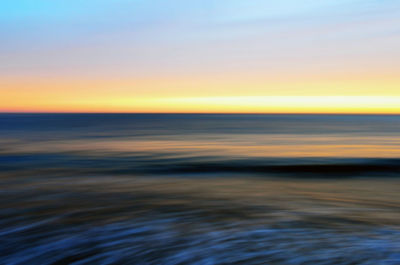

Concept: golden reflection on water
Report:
left=3, top=134, right=400, bottom=158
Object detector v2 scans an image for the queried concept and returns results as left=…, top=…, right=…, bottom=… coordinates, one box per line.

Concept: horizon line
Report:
left=1, top=112, right=400, bottom=115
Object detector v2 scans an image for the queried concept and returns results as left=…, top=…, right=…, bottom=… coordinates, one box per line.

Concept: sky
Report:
left=1, top=0, right=400, bottom=113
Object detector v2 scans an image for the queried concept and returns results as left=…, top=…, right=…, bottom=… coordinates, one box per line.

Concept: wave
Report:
left=3, top=218, right=400, bottom=264
left=2, top=152, right=400, bottom=178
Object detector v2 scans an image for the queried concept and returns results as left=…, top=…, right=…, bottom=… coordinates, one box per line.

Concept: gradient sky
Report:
left=1, top=0, right=400, bottom=113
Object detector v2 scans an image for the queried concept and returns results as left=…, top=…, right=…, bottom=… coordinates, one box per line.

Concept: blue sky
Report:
left=1, top=0, right=399, bottom=77
left=1, top=1, right=400, bottom=112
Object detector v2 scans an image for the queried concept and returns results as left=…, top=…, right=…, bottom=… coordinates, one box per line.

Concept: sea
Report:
left=0, top=114, right=400, bottom=264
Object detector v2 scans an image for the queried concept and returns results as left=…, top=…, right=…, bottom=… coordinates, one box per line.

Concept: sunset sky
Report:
left=1, top=0, right=400, bottom=113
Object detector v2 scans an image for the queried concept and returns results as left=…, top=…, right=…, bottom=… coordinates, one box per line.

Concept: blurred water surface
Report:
left=1, top=114, right=400, bottom=264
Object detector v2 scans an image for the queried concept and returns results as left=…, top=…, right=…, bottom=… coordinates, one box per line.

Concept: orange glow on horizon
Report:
left=1, top=74, right=400, bottom=114
left=2, top=95, right=400, bottom=114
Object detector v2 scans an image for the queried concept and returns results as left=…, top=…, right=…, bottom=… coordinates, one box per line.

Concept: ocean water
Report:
left=1, top=114, right=400, bottom=264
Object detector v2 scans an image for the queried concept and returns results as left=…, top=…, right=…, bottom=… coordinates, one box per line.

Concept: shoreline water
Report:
left=1, top=114, right=400, bottom=264
left=1, top=175, right=400, bottom=264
